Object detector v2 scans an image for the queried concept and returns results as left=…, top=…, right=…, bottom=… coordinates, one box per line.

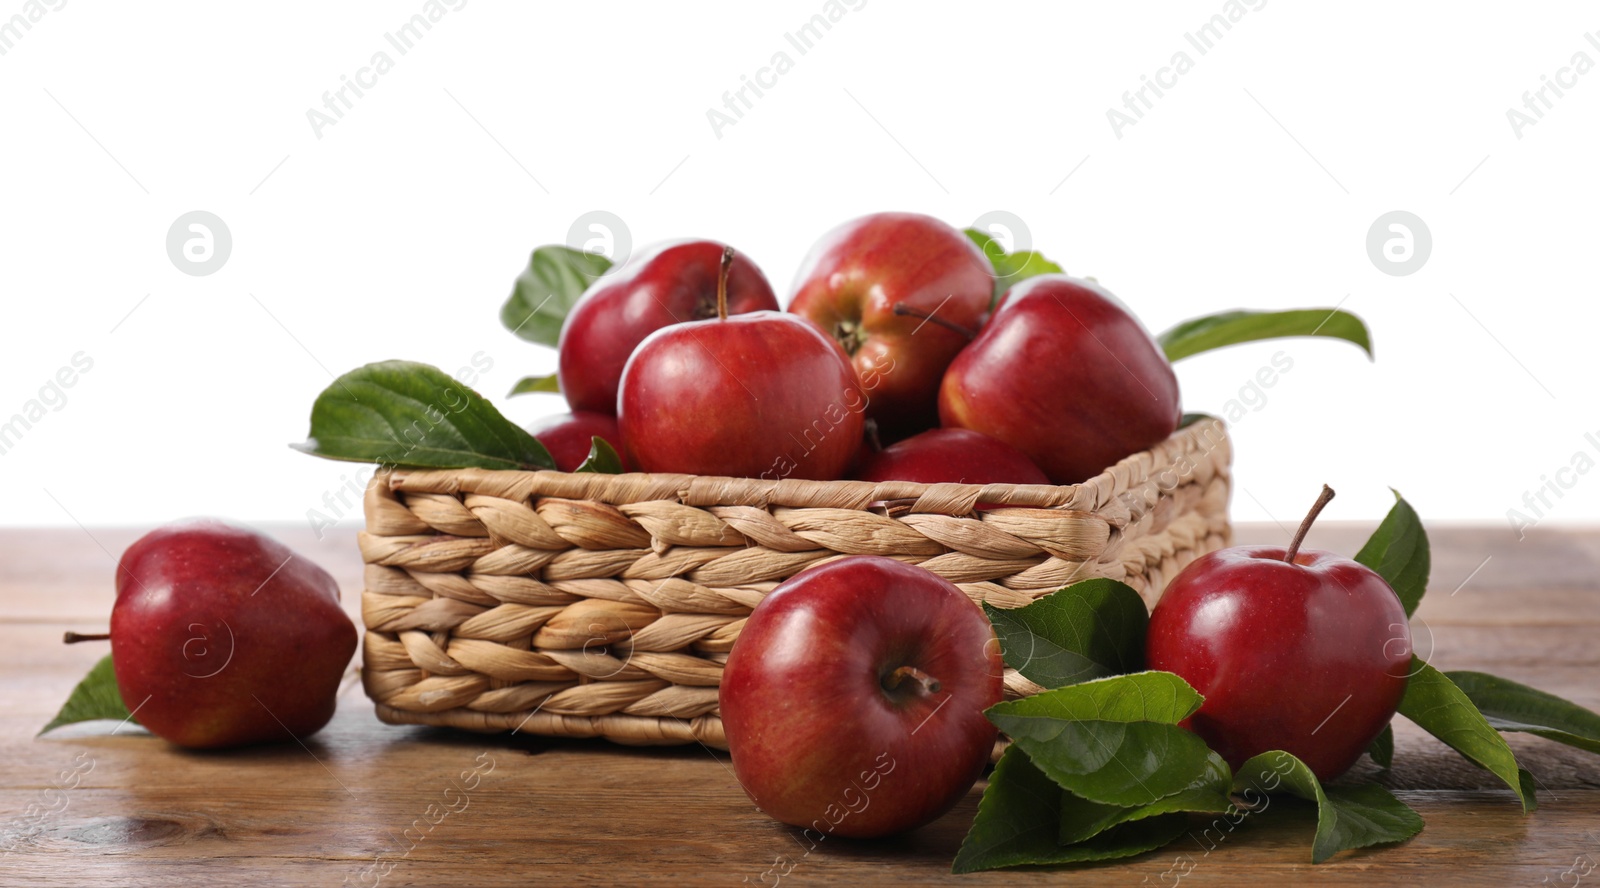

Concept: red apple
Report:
left=1146, top=487, right=1411, bottom=780
left=619, top=248, right=864, bottom=481
left=939, top=274, right=1181, bottom=484
left=527, top=410, right=630, bottom=473
left=789, top=212, right=994, bottom=438
left=110, top=519, right=357, bottom=749
left=854, top=427, right=1050, bottom=487
left=557, top=240, right=778, bottom=415
left=720, top=555, right=1004, bottom=838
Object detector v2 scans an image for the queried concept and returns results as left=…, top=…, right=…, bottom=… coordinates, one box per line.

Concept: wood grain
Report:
left=2, top=525, right=1597, bottom=886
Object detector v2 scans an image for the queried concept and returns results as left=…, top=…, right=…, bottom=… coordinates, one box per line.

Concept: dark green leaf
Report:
left=1368, top=724, right=1394, bottom=769
left=1158, top=309, right=1373, bottom=363
left=1178, top=412, right=1216, bottom=429
left=1446, top=671, right=1600, bottom=755
left=500, top=245, right=611, bottom=347
left=986, top=672, right=1215, bottom=807
left=574, top=437, right=624, bottom=474
left=964, top=228, right=1064, bottom=306
left=1397, top=659, right=1534, bottom=811
left=293, top=360, right=556, bottom=471
left=952, top=747, right=1188, bottom=874
left=1058, top=751, right=1233, bottom=844
left=983, top=578, right=1148, bottom=689
left=1317, top=785, right=1423, bottom=863
left=1353, top=490, right=1430, bottom=617
left=40, top=655, right=134, bottom=735
left=507, top=374, right=561, bottom=397
left=952, top=747, right=1063, bottom=873
left=1233, top=751, right=1423, bottom=864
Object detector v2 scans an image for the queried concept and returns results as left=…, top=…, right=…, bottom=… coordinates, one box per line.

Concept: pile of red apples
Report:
left=530, top=212, right=1181, bottom=488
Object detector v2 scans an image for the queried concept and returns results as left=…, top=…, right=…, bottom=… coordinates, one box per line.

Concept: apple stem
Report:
left=883, top=665, right=943, bottom=696
left=864, top=419, right=884, bottom=454
left=63, top=631, right=110, bottom=644
left=891, top=301, right=977, bottom=339
left=716, top=245, right=734, bottom=322
left=1284, top=484, right=1335, bottom=564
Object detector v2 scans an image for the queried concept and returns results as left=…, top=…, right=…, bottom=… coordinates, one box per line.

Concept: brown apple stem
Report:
left=716, top=245, right=734, bottom=321
left=864, top=418, right=884, bottom=454
left=891, top=302, right=977, bottom=339
left=63, top=631, right=110, bottom=644
left=1284, top=484, right=1336, bottom=563
left=883, top=665, right=943, bottom=695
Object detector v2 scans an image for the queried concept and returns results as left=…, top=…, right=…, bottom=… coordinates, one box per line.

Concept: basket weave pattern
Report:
left=359, top=419, right=1231, bottom=748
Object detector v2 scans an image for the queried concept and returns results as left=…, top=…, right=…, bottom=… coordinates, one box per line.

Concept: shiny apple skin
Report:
left=527, top=410, right=630, bottom=473
left=789, top=213, right=994, bottom=439
left=557, top=240, right=778, bottom=415
left=720, top=556, right=1004, bottom=838
left=110, top=520, right=357, bottom=749
left=618, top=311, right=864, bottom=480
left=937, top=274, right=1181, bottom=484
left=1146, top=546, right=1412, bottom=780
left=854, top=428, right=1050, bottom=487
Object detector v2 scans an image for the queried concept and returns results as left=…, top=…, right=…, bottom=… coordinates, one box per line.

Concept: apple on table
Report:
left=106, top=519, right=357, bottom=749
left=1148, top=486, right=1412, bottom=779
left=720, top=555, right=1004, bottom=838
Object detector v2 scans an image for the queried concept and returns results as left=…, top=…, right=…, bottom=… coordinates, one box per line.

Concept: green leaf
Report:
left=982, top=578, right=1148, bottom=689
left=1397, top=659, right=1534, bottom=811
left=1178, top=412, right=1216, bottom=429
left=985, top=672, right=1217, bottom=807
left=1233, top=751, right=1423, bottom=864
left=500, top=245, right=611, bottom=346
left=964, top=228, right=1064, bottom=305
left=1446, top=671, right=1600, bottom=755
left=1058, top=751, right=1233, bottom=844
left=507, top=373, right=561, bottom=397
left=574, top=437, right=624, bottom=474
left=293, top=360, right=556, bottom=471
left=952, top=747, right=1188, bottom=874
left=1158, top=309, right=1373, bottom=363
left=1368, top=723, right=1394, bottom=769
left=40, top=654, right=134, bottom=735
left=1353, top=490, right=1430, bottom=617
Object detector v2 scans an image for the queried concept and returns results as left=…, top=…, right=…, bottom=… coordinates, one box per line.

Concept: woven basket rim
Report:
left=382, top=417, right=1228, bottom=515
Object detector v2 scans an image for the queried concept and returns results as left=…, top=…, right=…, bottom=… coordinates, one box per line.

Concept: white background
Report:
left=2, top=1, right=1596, bottom=541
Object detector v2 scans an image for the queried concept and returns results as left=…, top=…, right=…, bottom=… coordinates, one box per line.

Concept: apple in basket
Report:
left=853, top=427, right=1049, bottom=487
left=789, top=212, right=995, bottom=441
left=526, top=410, right=630, bottom=473
left=619, top=247, right=865, bottom=481
left=557, top=239, right=779, bottom=415
left=720, top=556, right=1005, bottom=838
left=939, top=274, right=1182, bottom=484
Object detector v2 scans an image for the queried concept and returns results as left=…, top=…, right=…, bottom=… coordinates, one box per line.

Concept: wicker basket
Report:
left=358, top=418, right=1232, bottom=748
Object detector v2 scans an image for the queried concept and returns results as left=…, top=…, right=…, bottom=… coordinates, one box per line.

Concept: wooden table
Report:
left=3, top=524, right=1597, bottom=885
